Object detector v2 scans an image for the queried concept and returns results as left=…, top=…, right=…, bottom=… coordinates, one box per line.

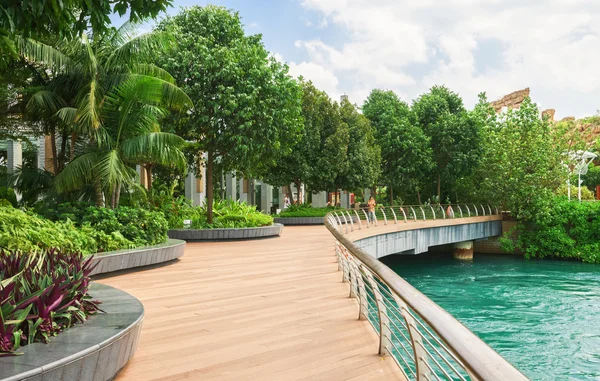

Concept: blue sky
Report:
left=112, top=1, right=600, bottom=119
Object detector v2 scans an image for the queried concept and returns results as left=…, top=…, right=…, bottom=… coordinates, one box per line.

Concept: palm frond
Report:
left=53, top=152, right=98, bottom=193
left=15, top=37, right=70, bottom=70
left=76, top=78, right=102, bottom=132
left=121, top=132, right=186, bottom=170
left=105, top=31, right=173, bottom=69
left=129, top=64, right=175, bottom=83
left=95, top=149, right=136, bottom=190
left=27, top=90, right=66, bottom=116
left=81, top=33, right=98, bottom=77
left=55, top=106, right=77, bottom=126
left=127, top=74, right=193, bottom=111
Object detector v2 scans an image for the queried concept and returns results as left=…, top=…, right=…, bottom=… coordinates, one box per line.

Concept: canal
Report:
left=380, top=252, right=600, bottom=381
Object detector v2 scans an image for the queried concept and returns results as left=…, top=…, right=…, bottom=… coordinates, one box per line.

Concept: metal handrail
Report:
left=325, top=206, right=526, bottom=381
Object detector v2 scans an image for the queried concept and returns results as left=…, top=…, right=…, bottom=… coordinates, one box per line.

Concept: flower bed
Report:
left=0, top=249, right=99, bottom=356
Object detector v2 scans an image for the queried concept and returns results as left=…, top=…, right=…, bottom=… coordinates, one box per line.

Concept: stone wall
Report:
left=489, top=88, right=530, bottom=112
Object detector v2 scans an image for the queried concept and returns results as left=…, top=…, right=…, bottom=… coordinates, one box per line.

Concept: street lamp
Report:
left=566, top=151, right=597, bottom=202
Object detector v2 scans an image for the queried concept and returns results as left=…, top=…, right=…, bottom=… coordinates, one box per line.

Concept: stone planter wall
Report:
left=274, top=216, right=358, bottom=226
left=168, top=223, right=283, bottom=241
left=90, top=239, right=185, bottom=276
left=0, top=283, right=143, bottom=381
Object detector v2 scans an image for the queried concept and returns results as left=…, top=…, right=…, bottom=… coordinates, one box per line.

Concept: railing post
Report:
left=341, top=212, right=350, bottom=233
left=487, top=204, right=492, bottom=216
left=344, top=210, right=354, bottom=232
left=409, top=206, right=417, bottom=222
left=473, top=204, right=479, bottom=216
left=398, top=303, right=433, bottom=381
left=456, top=205, right=463, bottom=218
left=367, top=275, right=392, bottom=357
left=400, top=207, right=408, bottom=223
left=334, top=212, right=344, bottom=233
left=354, top=264, right=369, bottom=321
left=419, top=206, right=426, bottom=221
left=361, top=209, right=370, bottom=228
left=429, top=205, right=436, bottom=220
left=480, top=204, right=486, bottom=216
left=465, top=205, right=471, bottom=217
left=495, top=205, right=499, bottom=215
left=373, top=210, right=379, bottom=227
left=390, top=208, right=398, bottom=224
left=380, top=208, right=388, bottom=225
left=353, top=210, right=362, bottom=230
left=440, top=205, right=446, bottom=219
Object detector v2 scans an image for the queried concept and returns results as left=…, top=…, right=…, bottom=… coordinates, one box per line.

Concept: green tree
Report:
left=464, top=96, right=569, bottom=220
left=362, top=89, right=432, bottom=204
left=155, top=6, right=303, bottom=222
left=261, top=80, right=348, bottom=203
left=336, top=98, right=380, bottom=197
left=24, top=25, right=191, bottom=207
left=412, top=86, right=481, bottom=200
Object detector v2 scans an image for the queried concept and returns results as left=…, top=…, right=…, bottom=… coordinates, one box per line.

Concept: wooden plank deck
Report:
left=97, top=225, right=405, bottom=381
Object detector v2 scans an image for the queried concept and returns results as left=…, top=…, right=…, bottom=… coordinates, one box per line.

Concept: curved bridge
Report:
left=326, top=206, right=528, bottom=381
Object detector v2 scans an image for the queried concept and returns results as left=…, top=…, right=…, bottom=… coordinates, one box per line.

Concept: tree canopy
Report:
left=155, top=5, right=303, bottom=221
left=412, top=86, right=482, bottom=199
left=362, top=89, right=432, bottom=203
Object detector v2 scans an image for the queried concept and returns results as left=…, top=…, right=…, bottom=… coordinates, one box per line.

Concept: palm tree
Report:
left=25, top=23, right=192, bottom=207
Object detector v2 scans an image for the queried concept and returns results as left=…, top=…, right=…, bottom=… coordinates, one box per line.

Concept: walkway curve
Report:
left=97, top=225, right=404, bottom=381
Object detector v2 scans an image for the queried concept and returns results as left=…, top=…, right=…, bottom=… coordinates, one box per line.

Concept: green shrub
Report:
left=513, top=198, right=600, bottom=263
left=0, top=186, right=17, bottom=207
left=555, top=184, right=595, bottom=200
left=166, top=199, right=273, bottom=229
left=41, top=203, right=169, bottom=247
left=278, top=204, right=340, bottom=217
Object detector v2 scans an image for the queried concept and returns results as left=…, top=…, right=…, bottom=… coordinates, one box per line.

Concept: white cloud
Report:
left=296, top=0, right=600, bottom=118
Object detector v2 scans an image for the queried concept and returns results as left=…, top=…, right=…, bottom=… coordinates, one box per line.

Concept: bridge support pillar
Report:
left=453, top=241, right=473, bottom=260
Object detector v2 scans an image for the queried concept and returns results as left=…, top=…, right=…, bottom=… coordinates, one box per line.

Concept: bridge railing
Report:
left=325, top=207, right=528, bottom=381
left=328, top=204, right=499, bottom=234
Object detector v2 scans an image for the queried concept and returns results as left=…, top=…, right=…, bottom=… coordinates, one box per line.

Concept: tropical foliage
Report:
left=278, top=204, right=340, bottom=218
left=158, top=198, right=273, bottom=229
left=0, top=204, right=167, bottom=254
left=502, top=198, right=600, bottom=263
left=0, top=249, right=100, bottom=355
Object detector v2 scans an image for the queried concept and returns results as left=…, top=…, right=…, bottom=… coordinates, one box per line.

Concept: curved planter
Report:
left=274, top=216, right=358, bottom=226
left=0, top=283, right=143, bottom=381
left=168, top=223, right=283, bottom=241
left=90, top=239, right=185, bottom=276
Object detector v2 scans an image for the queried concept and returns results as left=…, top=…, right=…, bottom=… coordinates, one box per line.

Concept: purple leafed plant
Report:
left=0, top=249, right=101, bottom=356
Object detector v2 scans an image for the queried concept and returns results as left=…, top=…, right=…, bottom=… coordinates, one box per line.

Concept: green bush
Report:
left=278, top=204, right=340, bottom=217
left=512, top=198, right=600, bottom=263
left=555, top=184, right=595, bottom=200
left=0, top=186, right=17, bottom=207
left=40, top=202, right=169, bottom=247
left=164, top=198, right=273, bottom=229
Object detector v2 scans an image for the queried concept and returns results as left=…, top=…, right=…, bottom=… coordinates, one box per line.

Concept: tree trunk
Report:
left=146, top=164, right=153, bottom=190
left=287, top=184, right=294, bottom=205
left=110, top=185, right=118, bottom=209
left=389, top=185, right=394, bottom=206
left=59, top=129, right=67, bottom=172
left=335, top=188, right=339, bottom=206
left=93, top=177, right=104, bottom=207
left=50, top=127, right=58, bottom=175
left=371, top=184, right=377, bottom=200
left=69, top=133, right=77, bottom=162
left=206, top=150, right=214, bottom=223
left=437, top=173, right=441, bottom=199
left=294, top=179, right=302, bottom=204
left=115, top=183, right=121, bottom=208
left=417, top=190, right=422, bottom=205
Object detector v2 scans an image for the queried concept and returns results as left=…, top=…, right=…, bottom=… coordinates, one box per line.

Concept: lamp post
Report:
left=567, top=151, right=597, bottom=202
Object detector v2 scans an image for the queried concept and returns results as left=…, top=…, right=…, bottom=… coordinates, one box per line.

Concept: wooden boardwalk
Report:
left=97, top=225, right=405, bottom=381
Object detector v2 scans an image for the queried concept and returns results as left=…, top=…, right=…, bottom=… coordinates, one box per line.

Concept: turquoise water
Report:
left=380, top=252, right=600, bottom=381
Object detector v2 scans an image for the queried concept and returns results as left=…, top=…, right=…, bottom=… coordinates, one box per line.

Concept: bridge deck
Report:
left=344, top=215, right=502, bottom=241
left=97, top=225, right=405, bottom=381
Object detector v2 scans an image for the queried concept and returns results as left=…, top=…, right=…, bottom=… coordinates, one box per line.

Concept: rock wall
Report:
left=489, top=88, right=530, bottom=112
